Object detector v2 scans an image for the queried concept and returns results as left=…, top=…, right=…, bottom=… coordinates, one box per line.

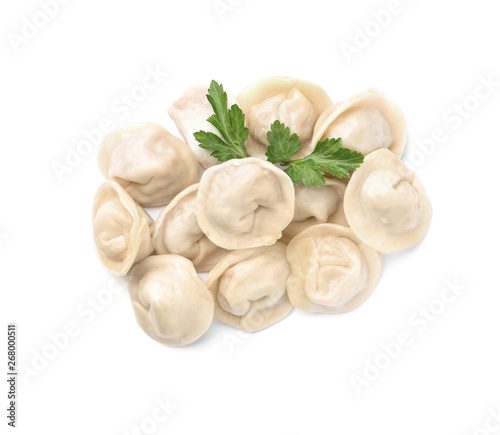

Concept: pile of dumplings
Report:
left=92, top=76, right=432, bottom=346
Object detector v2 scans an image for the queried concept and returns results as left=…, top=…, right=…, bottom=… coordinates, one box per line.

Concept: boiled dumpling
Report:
left=311, top=89, right=406, bottom=158
left=281, top=179, right=348, bottom=243
left=98, top=122, right=197, bottom=206
left=196, top=157, right=295, bottom=250
left=153, top=184, right=227, bottom=272
left=343, top=148, right=432, bottom=253
left=206, top=243, right=293, bottom=331
left=237, top=76, right=332, bottom=159
left=287, top=224, right=382, bottom=313
left=168, top=85, right=238, bottom=169
left=129, top=255, right=214, bottom=346
left=92, top=181, right=154, bottom=277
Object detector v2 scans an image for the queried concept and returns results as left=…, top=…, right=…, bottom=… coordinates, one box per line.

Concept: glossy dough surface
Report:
left=98, top=122, right=197, bottom=206
left=92, top=181, right=154, bottom=277
left=129, top=255, right=214, bottom=346
left=237, top=77, right=332, bottom=159
left=281, top=179, right=348, bottom=243
left=153, top=184, right=227, bottom=272
left=312, top=89, right=406, bottom=158
left=206, top=243, right=293, bottom=331
left=196, top=157, right=295, bottom=250
left=168, top=86, right=238, bottom=169
left=344, top=149, right=432, bottom=253
left=287, top=224, right=381, bottom=313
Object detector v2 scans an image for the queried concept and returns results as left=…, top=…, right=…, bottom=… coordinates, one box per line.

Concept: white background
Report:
left=2, top=0, right=500, bottom=434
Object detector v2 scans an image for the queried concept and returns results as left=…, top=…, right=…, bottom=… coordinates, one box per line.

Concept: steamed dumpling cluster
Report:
left=91, top=76, right=432, bottom=347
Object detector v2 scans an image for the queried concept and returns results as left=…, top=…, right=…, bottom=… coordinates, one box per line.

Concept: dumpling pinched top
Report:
left=153, top=184, right=227, bottom=273
left=287, top=224, right=381, bottom=313
left=168, top=86, right=238, bottom=169
left=98, top=122, right=198, bottom=206
left=92, top=181, right=154, bottom=277
left=311, top=89, right=406, bottom=158
left=196, top=157, right=295, bottom=250
left=129, top=255, right=214, bottom=346
left=344, top=149, right=432, bottom=253
left=281, top=179, right=348, bottom=243
left=206, top=243, right=293, bottom=332
left=237, top=76, right=332, bottom=159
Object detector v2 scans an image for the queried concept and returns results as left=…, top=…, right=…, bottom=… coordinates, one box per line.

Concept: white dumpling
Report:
left=237, top=76, right=333, bottom=159
left=168, top=86, right=238, bottom=169
left=311, top=89, right=406, bottom=158
left=206, top=243, right=293, bottom=332
left=92, top=181, right=154, bottom=277
left=196, top=157, right=295, bottom=250
left=281, top=179, right=348, bottom=243
left=287, top=224, right=382, bottom=313
left=129, top=255, right=214, bottom=346
left=344, top=149, right=432, bottom=253
left=153, top=183, right=228, bottom=273
left=98, top=122, right=198, bottom=206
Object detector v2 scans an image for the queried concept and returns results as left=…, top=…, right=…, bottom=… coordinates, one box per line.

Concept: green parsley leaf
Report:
left=284, top=160, right=326, bottom=187
left=265, top=120, right=301, bottom=163
left=265, top=121, right=364, bottom=186
left=194, top=80, right=249, bottom=161
left=301, top=138, right=364, bottom=179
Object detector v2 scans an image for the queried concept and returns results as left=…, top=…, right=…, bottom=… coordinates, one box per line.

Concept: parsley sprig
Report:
left=195, top=81, right=364, bottom=186
left=194, top=80, right=249, bottom=161
left=265, top=121, right=364, bottom=186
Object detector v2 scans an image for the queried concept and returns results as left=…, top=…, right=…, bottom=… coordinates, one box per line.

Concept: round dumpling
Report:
left=92, top=181, right=154, bottom=277
left=129, top=255, right=214, bottom=346
left=206, top=243, right=293, bottom=332
left=168, top=85, right=238, bottom=169
left=98, top=122, right=198, bottom=206
left=311, top=89, right=406, bottom=158
left=196, top=157, right=295, bottom=250
left=153, top=184, right=227, bottom=272
left=281, top=179, right=348, bottom=243
left=344, top=149, right=432, bottom=253
left=237, top=76, right=333, bottom=160
left=287, top=224, right=382, bottom=313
